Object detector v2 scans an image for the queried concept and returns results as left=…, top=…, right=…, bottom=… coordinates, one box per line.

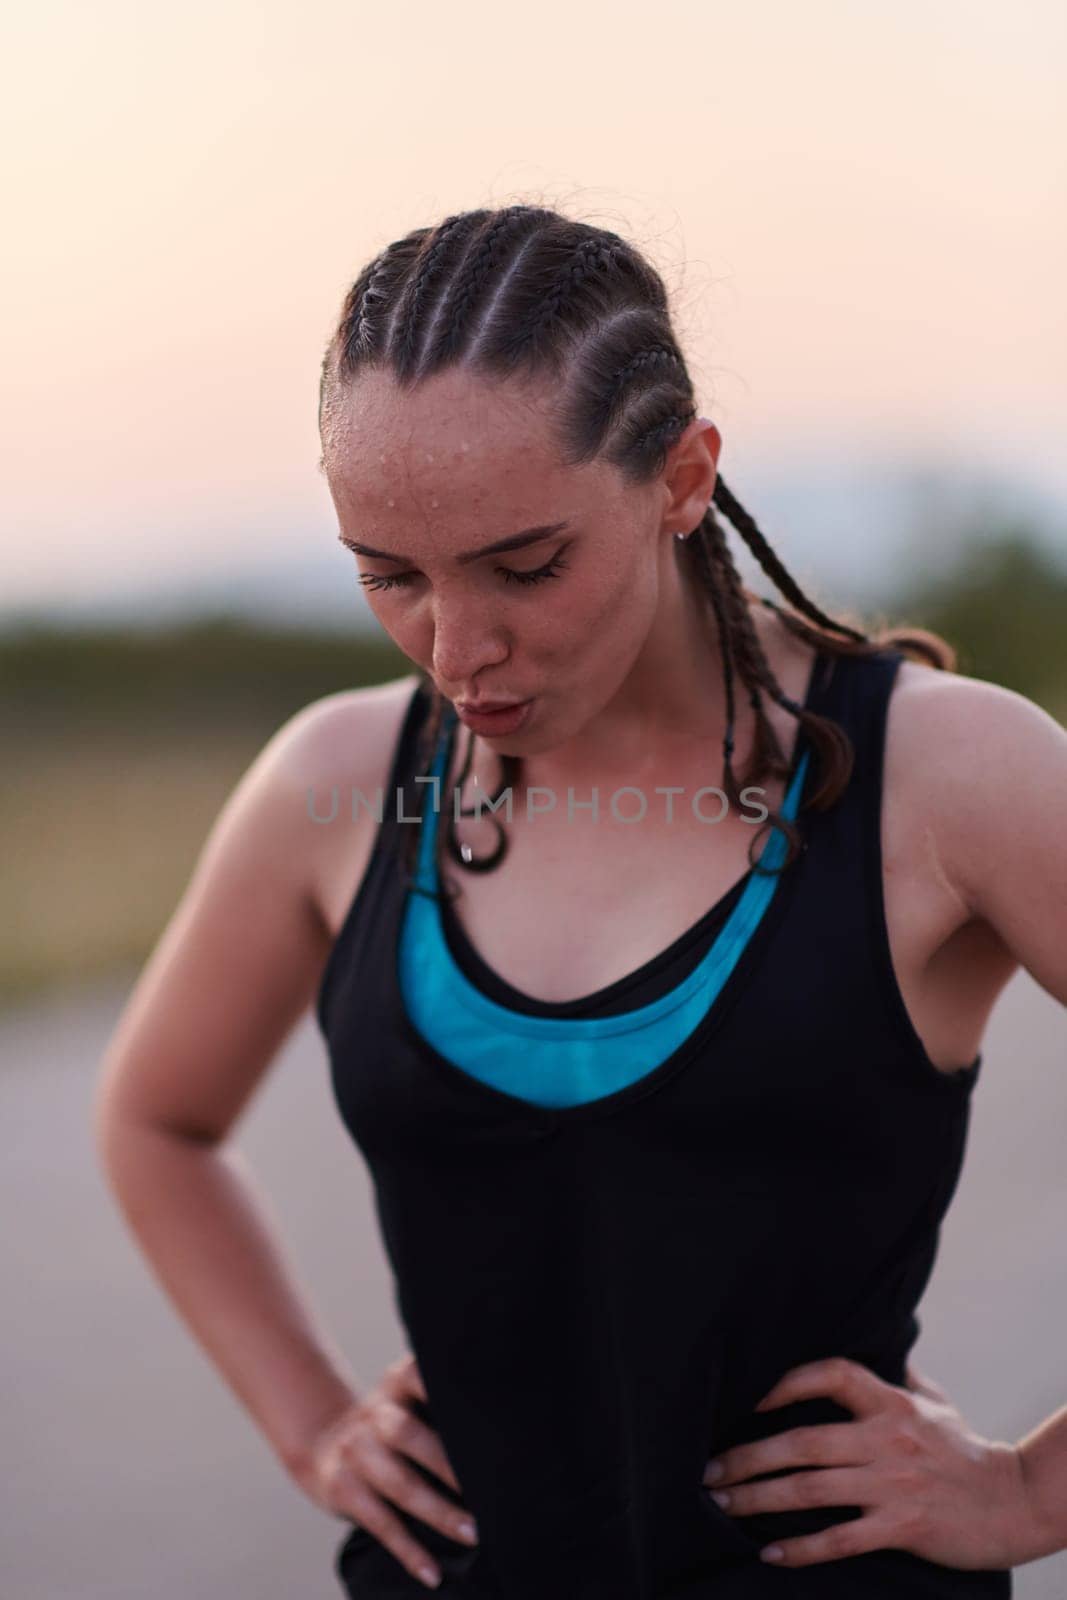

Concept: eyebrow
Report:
left=337, top=521, right=571, bottom=566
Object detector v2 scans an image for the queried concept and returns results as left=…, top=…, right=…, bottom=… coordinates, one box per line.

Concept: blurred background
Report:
left=2, top=0, right=1065, bottom=1595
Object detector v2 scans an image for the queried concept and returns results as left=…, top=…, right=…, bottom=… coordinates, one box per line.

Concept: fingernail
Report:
left=457, top=1518, right=478, bottom=1543
left=760, top=1544, right=785, bottom=1563
left=704, top=1458, right=724, bottom=1482
left=710, top=1490, right=731, bottom=1509
left=418, top=1564, right=441, bottom=1587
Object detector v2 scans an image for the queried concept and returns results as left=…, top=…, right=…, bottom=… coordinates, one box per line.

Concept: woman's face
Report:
left=323, top=366, right=697, bottom=754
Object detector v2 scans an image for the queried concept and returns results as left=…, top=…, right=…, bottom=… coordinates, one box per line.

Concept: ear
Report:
left=661, top=417, right=720, bottom=537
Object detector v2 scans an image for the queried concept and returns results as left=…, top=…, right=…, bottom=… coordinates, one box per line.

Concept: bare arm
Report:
left=923, top=674, right=1067, bottom=1561
left=94, top=674, right=481, bottom=1588
left=92, top=684, right=404, bottom=1481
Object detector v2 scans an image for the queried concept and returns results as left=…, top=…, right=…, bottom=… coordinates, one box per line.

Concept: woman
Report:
left=95, top=205, right=1067, bottom=1598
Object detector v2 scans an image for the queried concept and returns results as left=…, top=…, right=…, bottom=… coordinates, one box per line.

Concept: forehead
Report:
left=330, top=367, right=555, bottom=477
left=324, top=366, right=615, bottom=525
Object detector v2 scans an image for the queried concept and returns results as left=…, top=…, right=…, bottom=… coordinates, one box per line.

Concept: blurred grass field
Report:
left=2, top=533, right=1065, bottom=1009
left=1, top=622, right=409, bottom=1005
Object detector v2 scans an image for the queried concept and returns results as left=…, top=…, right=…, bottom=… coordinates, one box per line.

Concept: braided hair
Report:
left=318, top=205, right=955, bottom=899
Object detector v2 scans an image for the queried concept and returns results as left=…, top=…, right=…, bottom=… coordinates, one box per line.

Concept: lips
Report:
left=455, top=698, right=526, bottom=713
left=454, top=698, right=534, bottom=735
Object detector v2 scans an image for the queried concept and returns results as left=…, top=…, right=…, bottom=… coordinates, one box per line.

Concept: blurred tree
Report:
left=1, top=618, right=410, bottom=742
left=884, top=525, right=1067, bottom=714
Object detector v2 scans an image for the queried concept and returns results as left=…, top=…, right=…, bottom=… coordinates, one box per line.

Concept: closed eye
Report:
left=358, top=551, right=570, bottom=594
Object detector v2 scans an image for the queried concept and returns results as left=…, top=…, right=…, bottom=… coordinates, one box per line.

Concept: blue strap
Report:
left=399, top=720, right=810, bottom=1107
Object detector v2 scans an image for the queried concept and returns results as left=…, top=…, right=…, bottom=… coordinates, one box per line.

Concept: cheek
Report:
left=535, top=573, right=653, bottom=700
left=581, top=556, right=656, bottom=646
left=362, top=595, right=433, bottom=664
left=522, top=581, right=621, bottom=666
left=355, top=601, right=428, bottom=675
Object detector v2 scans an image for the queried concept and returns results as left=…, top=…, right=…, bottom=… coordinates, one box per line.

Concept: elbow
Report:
left=92, top=1077, right=224, bottom=1201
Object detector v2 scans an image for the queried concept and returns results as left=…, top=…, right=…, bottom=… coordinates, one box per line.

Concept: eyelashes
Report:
left=503, top=553, right=569, bottom=587
left=358, top=552, right=570, bottom=594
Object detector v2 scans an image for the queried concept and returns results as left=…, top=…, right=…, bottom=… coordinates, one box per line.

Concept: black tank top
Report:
left=442, top=868, right=746, bottom=1016
left=316, top=649, right=1009, bottom=1600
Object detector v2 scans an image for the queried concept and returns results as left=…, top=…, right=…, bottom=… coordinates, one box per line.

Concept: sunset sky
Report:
left=3, top=0, right=1064, bottom=627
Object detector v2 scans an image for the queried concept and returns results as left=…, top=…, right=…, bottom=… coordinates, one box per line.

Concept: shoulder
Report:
left=94, top=672, right=427, bottom=1140
left=884, top=656, right=1065, bottom=790
left=212, top=671, right=424, bottom=900
left=258, top=671, right=425, bottom=796
left=260, top=672, right=425, bottom=925
left=885, top=658, right=1067, bottom=996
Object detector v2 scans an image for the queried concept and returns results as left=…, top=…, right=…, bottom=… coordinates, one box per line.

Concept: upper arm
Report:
left=94, top=674, right=419, bottom=1145
left=918, top=673, right=1067, bottom=1008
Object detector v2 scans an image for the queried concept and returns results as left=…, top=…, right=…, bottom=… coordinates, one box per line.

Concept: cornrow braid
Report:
left=681, top=493, right=795, bottom=871
left=697, top=489, right=866, bottom=821
left=320, top=203, right=958, bottom=897
left=341, top=250, right=390, bottom=366
left=388, top=211, right=490, bottom=384
left=319, top=240, right=421, bottom=441
left=503, top=237, right=621, bottom=355
left=609, top=344, right=682, bottom=399
left=696, top=510, right=777, bottom=758
left=420, top=205, right=543, bottom=374
left=711, top=478, right=868, bottom=645
left=341, top=240, right=416, bottom=366
left=628, top=408, right=694, bottom=481
left=690, top=504, right=841, bottom=867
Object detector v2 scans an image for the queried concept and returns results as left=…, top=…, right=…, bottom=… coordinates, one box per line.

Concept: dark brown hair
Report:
left=318, top=204, right=955, bottom=896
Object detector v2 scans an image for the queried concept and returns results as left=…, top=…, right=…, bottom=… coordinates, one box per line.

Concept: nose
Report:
left=430, top=594, right=510, bottom=691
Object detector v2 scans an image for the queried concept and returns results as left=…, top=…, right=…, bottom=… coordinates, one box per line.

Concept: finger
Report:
left=708, top=1465, right=877, bottom=1520
left=376, top=1400, right=464, bottom=1497
left=756, top=1511, right=901, bottom=1569
left=349, top=1491, right=447, bottom=1590
left=704, top=1421, right=870, bottom=1487
left=410, top=1424, right=465, bottom=1499
left=384, top=1368, right=465, bottom=1498
left=368, top=1444, right=478, bottom=1547
left=328, top=1467, right=449, bottom=1586
left=380, top=1358, right=458, bottom=1486
left=753, top=1357, right=889, bottom=1420
left=383, top=1351, right=425, bottom=1402
left=373, top=1406, right=471, bottom=1523
left=399, top=1351, right=430, bottom=1403
left=904, top=1363, right=949, bottom=1403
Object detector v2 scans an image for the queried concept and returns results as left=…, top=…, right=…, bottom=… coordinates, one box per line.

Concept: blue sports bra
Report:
left=398, top=711, right=812, bottom=1109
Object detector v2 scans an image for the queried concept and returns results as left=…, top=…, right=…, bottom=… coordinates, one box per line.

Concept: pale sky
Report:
left=2, top=0, right=1065, bottom=625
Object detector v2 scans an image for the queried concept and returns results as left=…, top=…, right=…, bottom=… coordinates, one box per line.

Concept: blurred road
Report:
left=1, top=967, right=1064, bottom=1598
